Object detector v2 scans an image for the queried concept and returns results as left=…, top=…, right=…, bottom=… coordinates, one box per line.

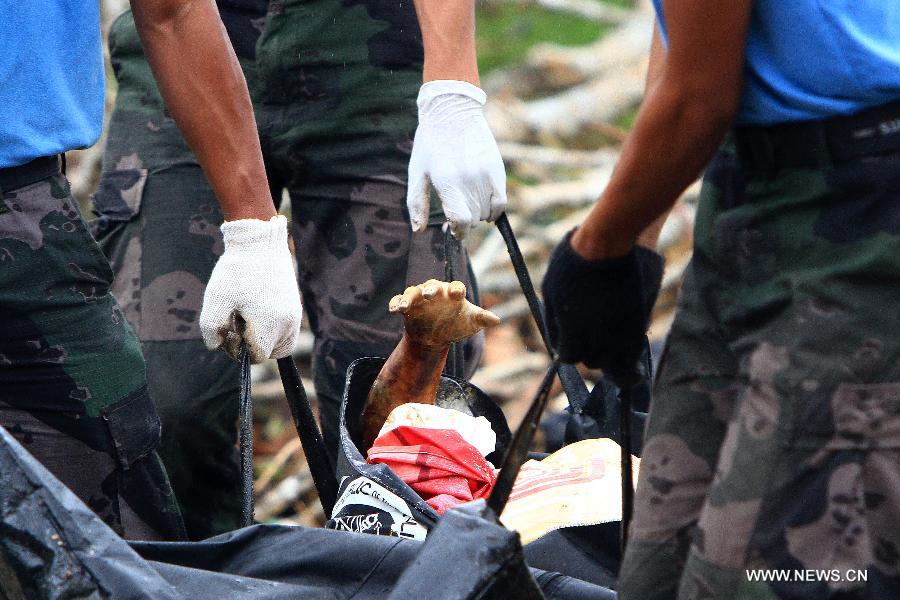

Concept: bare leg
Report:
left=360, top=280, right=500, bottom=449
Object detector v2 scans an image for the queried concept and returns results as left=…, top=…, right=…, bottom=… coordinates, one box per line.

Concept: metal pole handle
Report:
left=277, top=356, right=339, bottom=516
left=494, top=214, right=590, bottom=409
left=238, top=346, right=254, bottom=528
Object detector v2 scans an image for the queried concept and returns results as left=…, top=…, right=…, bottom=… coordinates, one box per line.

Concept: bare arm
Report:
left=360, top=280, right=499, bottom=449
left=571, top=0, right=753, bottom=260
left=130, top=0, right=275, bottom=221
left=635, top=24, right=670, bottom=251
left=412, top=0, right=479, bottom=85
left=645, top=23, right=667, bottom=91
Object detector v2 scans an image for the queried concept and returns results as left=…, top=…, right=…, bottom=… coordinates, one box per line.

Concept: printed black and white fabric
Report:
left=327, top=358, right=511, bottom=539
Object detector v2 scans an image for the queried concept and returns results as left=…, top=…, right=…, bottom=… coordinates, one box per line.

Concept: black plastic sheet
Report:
left=1, top=426, right=615, bottom=599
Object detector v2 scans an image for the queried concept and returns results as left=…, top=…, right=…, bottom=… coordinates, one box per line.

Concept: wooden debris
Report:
left=525, top=10, right=654, bottom=88
left=255, top=471, right=314, bottom=522
left=254, top=437, right=302, bottom=494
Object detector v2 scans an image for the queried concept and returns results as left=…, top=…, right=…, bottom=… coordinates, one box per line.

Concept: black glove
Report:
left=541, top=229, right=664, bottom=380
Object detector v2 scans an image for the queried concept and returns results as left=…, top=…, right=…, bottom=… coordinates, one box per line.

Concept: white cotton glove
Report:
left=407, top=80, right=508, bottom=240
left=200, top=215, right=302, bottom=363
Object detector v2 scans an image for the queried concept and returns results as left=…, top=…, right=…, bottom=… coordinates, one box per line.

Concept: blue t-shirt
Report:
left=0, top=2, right=105, bottom=168
left=652, top=1, right=900, bottom=125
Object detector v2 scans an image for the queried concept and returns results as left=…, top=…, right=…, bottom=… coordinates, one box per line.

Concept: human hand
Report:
left=407, top=80, right=507, bottom=240
left=200, top=215, right=302, bottom=363
left=541, top=229, right=664, bottom=380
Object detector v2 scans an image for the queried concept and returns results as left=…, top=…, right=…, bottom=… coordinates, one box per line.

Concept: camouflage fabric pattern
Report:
left=94, top=2, right=482, bottom=540
left=618, top=143, right=900, bottom=599
left=0, top=173, right=185, bottom=541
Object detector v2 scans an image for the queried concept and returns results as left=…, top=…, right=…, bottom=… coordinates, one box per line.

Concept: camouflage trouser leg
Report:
left=255, top=0, right=482, bottom=463
left=0, top=173, right=185, bottom=541
left=619, top=145, right=900, bottom=599
left=95, top=4, right=480, bottom=538
left=93, top=143, right=242, bottom=538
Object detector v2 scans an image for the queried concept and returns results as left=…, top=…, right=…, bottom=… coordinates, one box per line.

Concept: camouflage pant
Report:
left=618, top=143, right=900, bottom=598
left=0, top=172, right=185, bottom=541
left=93, top=3, right=482, bottom=540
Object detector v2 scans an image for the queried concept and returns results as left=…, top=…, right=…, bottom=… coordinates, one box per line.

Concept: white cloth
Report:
left=500, top=439, right=641, bottom=544
left=407, top=80, right=508, bottom=239
left=378, top=403, right=497, bottom=458
left=200, top=215, right=302, bottom=363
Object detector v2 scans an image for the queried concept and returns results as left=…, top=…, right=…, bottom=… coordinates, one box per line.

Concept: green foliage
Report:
left=603, top=0, right=634, bottom=8
left=616, top=105, right=640, bottom=130
left=476, top=4, right=614, bottom=73
left=506, top=171, right=542, bottom=187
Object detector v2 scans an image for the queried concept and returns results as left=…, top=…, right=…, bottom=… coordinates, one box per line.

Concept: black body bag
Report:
left=326, top=357, right=512, bottom=539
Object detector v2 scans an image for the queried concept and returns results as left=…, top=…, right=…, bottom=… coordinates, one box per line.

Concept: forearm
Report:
left=633, top=25, right=671, bottom=252
left=645, top=23, right=666, bottom=94
left=573, top=83, right=732, bottom=258
left=413, top=0, right=479, bottom=85
left=362, top=335, right=449, bottom=448
left=572, top=1, right=751, bottom=259
left=131, top=0, right=275, bottom=221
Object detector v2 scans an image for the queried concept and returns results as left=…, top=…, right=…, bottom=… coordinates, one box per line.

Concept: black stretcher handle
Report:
left=238, top=350, right=339, bottom=526
left=495, top=213, right=637, bottom=553
left=443, top=229, right=465, bottom=379
left=277, top=356, right=339, bottom=516
left=494, top=214, right=552, bottom=349
left=487, top=359, right=559, bottom=517
left=616, top=377, right=636, bottom=555
left=494, top=214, right=589, bottom=410
left=238, top=346, right=254, bottom=528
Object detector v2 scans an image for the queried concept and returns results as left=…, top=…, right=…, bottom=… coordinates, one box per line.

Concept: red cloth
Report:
left=366, top=426, right=497, bottom=514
